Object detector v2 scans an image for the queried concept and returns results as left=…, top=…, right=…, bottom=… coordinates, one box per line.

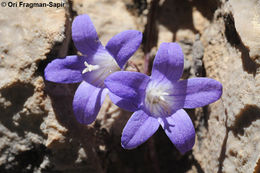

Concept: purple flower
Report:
left=44, top=14, right=142, bottom=124
left=105, top=43, right=222, bottom=154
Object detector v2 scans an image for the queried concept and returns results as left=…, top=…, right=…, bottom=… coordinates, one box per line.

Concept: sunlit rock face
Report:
left=192, top=1, right=260, bottom=173
left=229, top=0, right=260, bottom=65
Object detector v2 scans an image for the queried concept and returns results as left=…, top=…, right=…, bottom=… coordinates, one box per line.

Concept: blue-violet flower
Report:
left=104, top=42, right=222, bottom=154
left=44, top=14, right=142, bottom=124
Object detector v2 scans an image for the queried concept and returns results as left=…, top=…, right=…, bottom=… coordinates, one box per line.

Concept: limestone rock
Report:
left=193, top=2, right=260, bottom=173
left=229, top=0, right=260, bottom=65
left=0, top=0, right=70, bottom=171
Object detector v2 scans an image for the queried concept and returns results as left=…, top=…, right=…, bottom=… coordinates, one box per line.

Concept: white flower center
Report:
left=144, top=80, right=175, bottom=117
left=81, top=50, right=120, bottom=87
left=82, top=61, right=100, bottom=74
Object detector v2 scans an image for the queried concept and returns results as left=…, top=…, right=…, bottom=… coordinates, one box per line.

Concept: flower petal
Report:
left=44, top=55, right=85, bottom=83
left=151, top=42, right=184, bottom=82
left=105, top=30, right=143, bottom=68
left=73, top=81, right=108, bottom=124
left=104, top=71, right=150, bottom=105
left=108, top=92, right=139, bottom=112
left=72, top=14, right=103, bottom=55
left=176, top=78, right=223, bottom=108
left=121, top=110, right=160, bottom=149
left=159, top=109, right=195, bottom=154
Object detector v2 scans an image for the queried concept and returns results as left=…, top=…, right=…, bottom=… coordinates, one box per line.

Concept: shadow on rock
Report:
left=224, top=13, right=260, bottom=75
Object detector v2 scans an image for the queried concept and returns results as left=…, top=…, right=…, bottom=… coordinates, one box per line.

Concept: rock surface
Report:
left=0, top=0, right=67, bottom=172
left=193, top=2, right=260, bottom=173
left=0, top=0, right=259, bottom=172
left=229, top=0, right=260, bottom=65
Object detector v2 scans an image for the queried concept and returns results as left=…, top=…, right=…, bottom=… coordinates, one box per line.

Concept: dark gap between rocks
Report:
left=155, top=127, right=194, bottom=173
left=35, top=0, right=77, bottom=78
left=192, top=155, right=205, bottom=173
left=0, top=82, right=34, bottom=135
left=0, top=144, right=48, bottom=173
left=126, top=0, right=148, bottom=15
left=142, top=0, right=159, bottom=76
left=217, top=109, right=229, bottom=173
left=158, top=0, right=198, bottom=41
left=1, top=82, right=34, bottom=114
left=192, top=0, right=220, bottom=21
left=143, top=0, right=159, bottom=55
left=202, top=105, right=210, bottom=130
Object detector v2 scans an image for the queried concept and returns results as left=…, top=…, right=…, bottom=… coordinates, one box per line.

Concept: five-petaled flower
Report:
left=105, top=43, right=222, bottom=154
left=44, top=14, right=142, bottom=124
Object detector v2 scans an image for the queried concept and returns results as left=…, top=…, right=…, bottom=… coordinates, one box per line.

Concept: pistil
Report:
left=82, top=61, right=100, bottom=74
left=145, top=81, right=174, bottom=117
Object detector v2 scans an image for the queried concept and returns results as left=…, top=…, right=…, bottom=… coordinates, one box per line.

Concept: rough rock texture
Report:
left=0, top=0, right=260, bottom=172
left=0, top=0, right=67, bottom=172
left=193, top=2, right=260, bottom=173
left=1, top=0, right=146, bottom=172
left=229, top=0, right=260, bottom=65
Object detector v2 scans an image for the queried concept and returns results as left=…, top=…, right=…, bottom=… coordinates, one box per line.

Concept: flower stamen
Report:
left=145, top=81, right=174, bottom=117
left=82, top=61, right=100, bottom=74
